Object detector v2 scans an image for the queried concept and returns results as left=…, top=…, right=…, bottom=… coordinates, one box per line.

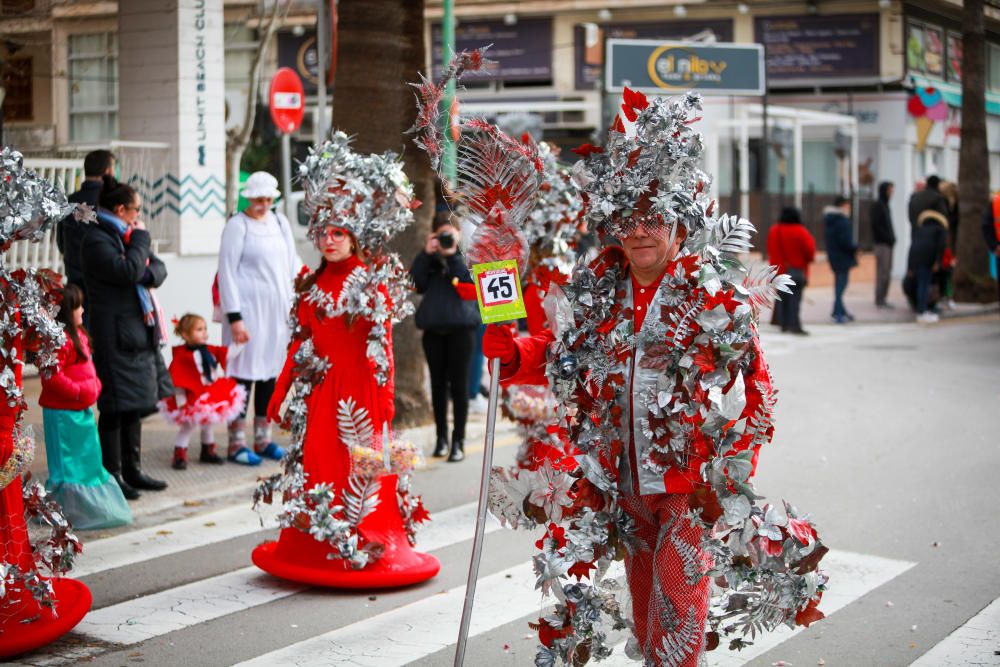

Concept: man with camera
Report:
left=410, top=215, right=481, bottom=462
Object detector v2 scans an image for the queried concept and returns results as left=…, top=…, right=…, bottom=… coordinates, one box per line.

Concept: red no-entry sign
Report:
left=269, top=67, right=305, bottom=134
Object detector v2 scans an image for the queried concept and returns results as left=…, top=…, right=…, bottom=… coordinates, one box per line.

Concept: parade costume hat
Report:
left=1, top=148, right=93, bottom=657
left=298, top=131, right=418, bottom=253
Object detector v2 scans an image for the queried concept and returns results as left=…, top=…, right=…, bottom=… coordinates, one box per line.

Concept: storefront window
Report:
left=68, top=32, right=118, bottom=142
left=989, top=43, right=1000, bottom=92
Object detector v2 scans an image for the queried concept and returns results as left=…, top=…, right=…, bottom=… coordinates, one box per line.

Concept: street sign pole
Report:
left=453, top=355, right=500, bottom=667
left=281, top=132, right=293, bottom=220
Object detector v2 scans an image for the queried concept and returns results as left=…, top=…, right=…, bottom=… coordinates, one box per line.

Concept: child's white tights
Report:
left=175, top=423, right=216, bottom=450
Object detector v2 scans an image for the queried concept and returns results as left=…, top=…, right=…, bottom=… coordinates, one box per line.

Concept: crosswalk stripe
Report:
left=62, top=505, right=501, bottom=648
left=599, top=549, right=917, bottom=666
left=73, top=501, right=282, bottom=578
left=231, top=549, right=913, bottom=667
left=231, top=560, right=552, bottom=667
left=910, top=596, right=1000, bottom=666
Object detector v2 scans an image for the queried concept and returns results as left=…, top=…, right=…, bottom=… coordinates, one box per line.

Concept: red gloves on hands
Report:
left=451, top=278, right=478, bottom=301
left=482, top=324, right=518, bottom=366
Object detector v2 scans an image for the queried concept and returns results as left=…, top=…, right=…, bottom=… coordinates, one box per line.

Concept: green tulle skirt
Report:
left=43, top=407, right=133, bottom=530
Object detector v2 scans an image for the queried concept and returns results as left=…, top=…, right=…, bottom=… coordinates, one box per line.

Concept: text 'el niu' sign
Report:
left=606, top=40, right=764, bottom=96
left=471, top=260, right=527, bottom=324
left=272, top=92, right=303, bottom=110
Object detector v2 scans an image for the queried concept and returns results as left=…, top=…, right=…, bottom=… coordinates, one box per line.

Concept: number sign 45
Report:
left=471, top=260, right=527, bottom=324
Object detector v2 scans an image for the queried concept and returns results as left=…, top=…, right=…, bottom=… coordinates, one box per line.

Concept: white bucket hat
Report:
left=240, top=171, right=281, bottom=200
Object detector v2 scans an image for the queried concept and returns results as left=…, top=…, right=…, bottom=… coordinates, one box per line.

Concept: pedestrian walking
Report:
left=57, top=149, right=116, bottom=322
left=870, top=181, right=897, bottom=308
left=217, top=171, right=300, bottom=466
left=159, top=314, right=247, bottom=470
left=410, top=215, right=480, bottom=462
left=824, top=195, right=857, bottom=323
left=907, top=207, right=949, bottom=324
left=254, top=133, right=438, bottom=589
left=39, top=285, right=133, bottom=529
left=81, top=177, right=173, bottom=499
left=767, top=206, right=815, bottom=334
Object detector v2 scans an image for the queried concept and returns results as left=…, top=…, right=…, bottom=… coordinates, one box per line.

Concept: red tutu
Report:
left=159, top=379, right=246, bottom=426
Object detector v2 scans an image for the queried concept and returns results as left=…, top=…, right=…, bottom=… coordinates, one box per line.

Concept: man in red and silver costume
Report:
left=484, top=89, right=828, bottom=667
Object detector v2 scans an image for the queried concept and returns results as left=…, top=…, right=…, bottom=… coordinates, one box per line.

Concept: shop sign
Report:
left=430, top=17, right=552, bottom=81
left=756, top=14, right=879, bottom=81
left=606, top=40, right=764, bottom=95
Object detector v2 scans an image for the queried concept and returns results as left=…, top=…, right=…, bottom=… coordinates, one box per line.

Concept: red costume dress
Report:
left=159, top=344, right=245, bottom=426
left=0, top=314, right=91, bottom=659
left=252, top=256, right=439, bottom=588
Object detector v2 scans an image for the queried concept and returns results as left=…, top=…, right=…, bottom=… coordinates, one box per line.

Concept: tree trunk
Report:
left=334, top=0, right=433, bottom=427
left=955, top=0, right=995, bottom=302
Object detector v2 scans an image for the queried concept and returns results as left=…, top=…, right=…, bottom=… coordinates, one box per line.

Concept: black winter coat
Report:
left=907, top=215, right=949, bottom=271
left=907, top=188, right=949, bottom=229
left=80, top=219, right=174, bottom=414
left=59, top=180, right=102, bottom=287
left=869, top=183, right=895, bottom=246
left=823, top=207, right=858, bottom=273
left=410, top=250, right=480, bottom=331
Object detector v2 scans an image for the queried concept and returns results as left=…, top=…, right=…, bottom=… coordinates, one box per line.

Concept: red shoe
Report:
left=171, top=447, right=188, bottom=470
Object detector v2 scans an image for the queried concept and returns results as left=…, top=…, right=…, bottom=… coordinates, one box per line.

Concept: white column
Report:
left=118, top=0, right=227, bottom=256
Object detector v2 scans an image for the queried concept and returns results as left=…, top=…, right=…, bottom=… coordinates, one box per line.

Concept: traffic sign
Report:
left=471, top=260, right=527, bottom=323
left=268, top=67, right=305, bottom=134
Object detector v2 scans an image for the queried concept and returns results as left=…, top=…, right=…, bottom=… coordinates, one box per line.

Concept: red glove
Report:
left=266, top=391, right=285, bottom=424
left=482, top=324, right=518, bottom=365
left=452, top=278, right=478, bottom=301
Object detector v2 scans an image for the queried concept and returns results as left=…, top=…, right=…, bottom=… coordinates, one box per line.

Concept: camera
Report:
left=437, top=231, right=455, bottom=250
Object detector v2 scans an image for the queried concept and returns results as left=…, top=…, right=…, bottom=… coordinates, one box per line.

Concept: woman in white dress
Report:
left=217, top=172, right=302, bottom=465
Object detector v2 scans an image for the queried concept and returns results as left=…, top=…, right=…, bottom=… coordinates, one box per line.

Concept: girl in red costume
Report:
left=160, top=313, right=246, bottom=469
left=251, top=132, right=437, bottom=588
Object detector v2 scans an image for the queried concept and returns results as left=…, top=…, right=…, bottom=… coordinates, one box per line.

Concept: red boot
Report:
left=171, top=446, right=188, bottom=470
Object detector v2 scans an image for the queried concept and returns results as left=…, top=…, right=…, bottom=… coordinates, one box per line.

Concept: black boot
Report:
left=121, top=418, right=167, bottom=491
left=432, top=435, right=449, bottom=458
left=447, top=436, right=465, bottom=463
left=99, top=418, right=140, bottom=500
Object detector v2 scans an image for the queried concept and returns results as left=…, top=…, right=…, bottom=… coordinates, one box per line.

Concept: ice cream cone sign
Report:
left=908, top=86, right=948, bottom=152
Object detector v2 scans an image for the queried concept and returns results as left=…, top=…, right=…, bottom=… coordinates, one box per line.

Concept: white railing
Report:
left=2, top=158, right=83, bottom=273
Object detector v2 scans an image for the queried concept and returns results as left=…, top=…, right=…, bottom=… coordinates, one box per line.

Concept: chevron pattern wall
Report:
left=128, top=173, right=226, bottom=220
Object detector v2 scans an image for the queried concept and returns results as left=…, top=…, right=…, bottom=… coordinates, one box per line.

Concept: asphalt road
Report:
left=10, top=314, right=1000, bottom=667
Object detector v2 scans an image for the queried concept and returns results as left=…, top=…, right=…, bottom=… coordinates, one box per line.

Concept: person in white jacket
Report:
left=217, top=172, right=302, bottom=465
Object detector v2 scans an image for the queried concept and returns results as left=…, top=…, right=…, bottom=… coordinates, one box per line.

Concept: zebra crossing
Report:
left=8, top=483, right=928, bottom=667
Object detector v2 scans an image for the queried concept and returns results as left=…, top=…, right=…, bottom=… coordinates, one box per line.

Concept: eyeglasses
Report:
left=323, top=227, right=350, bottom=241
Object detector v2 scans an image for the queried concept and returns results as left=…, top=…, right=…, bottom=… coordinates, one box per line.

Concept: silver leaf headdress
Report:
left=298, top=131, right=417, bottom=252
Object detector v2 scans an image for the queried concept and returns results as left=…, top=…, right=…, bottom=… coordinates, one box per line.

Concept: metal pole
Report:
left=442, top=0, right=457, bottom=187
left=281, top=132, right=293, bottom=220
left=454, top=356, right=501, bottom=666
left=761, top=42, right=770, bottom=231
left=316, top=0, right=328, bottom=142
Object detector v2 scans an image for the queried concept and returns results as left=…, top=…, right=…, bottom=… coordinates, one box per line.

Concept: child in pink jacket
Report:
left=40, top=285, right=132, bottom=528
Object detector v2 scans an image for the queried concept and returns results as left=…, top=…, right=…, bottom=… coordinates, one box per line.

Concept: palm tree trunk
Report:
left=955, top=0, right=995, bottom=302
left=333, top=0, right=433, bottom=427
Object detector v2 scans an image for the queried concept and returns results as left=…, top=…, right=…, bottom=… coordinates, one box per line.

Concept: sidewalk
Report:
left=754, top=251, right=999, bottom=327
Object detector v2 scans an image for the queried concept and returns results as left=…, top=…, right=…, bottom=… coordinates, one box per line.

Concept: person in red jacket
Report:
left=40, top=284, right=133, bottom=528
left=767, top=206, right=816, bottom=335
left=159, top=313, right=247, bottom=469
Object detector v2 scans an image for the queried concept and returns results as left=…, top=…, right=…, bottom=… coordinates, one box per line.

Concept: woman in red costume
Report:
left=0, top=147, right=91, bottom=659
left=251, top=132, right=438, bottom=588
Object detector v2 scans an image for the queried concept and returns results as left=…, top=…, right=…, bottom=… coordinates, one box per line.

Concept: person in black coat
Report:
left=824, top=196, right=857, bottom=323
left=58, top=150, right=116, bottom=321
left=81, top=177, right=173, bottom=499
left=907, top=209, right=949, bottom=323
left=870, top=181, right=896, bottom=308
left=410, top=215, right=480, bottom=462
left=907, top=175, right=949, bottom=231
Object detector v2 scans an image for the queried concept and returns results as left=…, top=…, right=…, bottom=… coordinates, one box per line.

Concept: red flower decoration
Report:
left=795, top=593, right=825, bottom=628
left=572, top=143, right=605, bottom=158
left=567, top=560, right=597, bottom=581
left=535, top=523, right=567, bottom=551
left=788, top=517, right=817, bottom=546
left=620, top=86, right=650, bottom=122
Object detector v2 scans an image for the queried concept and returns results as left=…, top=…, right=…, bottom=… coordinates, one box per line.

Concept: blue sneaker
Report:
left=228, top=446, right=262, bottom=466
left=255, top=442, right=287, bottom=461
